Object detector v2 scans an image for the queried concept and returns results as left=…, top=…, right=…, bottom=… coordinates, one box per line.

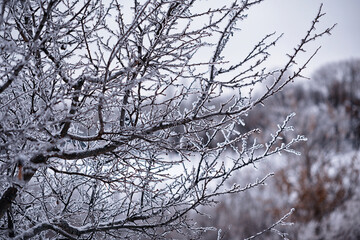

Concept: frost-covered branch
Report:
left=244, top=208, right=295, bottom=240
left=0, top=0, right=334, bottom=238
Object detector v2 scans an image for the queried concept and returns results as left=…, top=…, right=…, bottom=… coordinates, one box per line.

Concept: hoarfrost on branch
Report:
left=0, top=0, right=334, bottom=239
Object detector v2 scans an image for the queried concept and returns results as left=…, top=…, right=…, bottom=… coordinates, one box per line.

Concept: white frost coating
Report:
left=0, top=1, right=335, bottom=239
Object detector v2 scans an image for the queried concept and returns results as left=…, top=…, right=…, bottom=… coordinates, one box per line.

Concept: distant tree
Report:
left=276, top=60, right=360, bottom=239
left=312, top=59, right=360, bottom=148
left=0, top=0, right=334, bottom=239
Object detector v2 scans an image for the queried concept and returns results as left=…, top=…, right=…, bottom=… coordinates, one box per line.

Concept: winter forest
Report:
left=0, top=0, right=359, bottom=239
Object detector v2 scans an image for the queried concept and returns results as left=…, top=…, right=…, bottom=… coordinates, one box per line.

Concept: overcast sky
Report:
left=230, top=0, right=360, bottom=76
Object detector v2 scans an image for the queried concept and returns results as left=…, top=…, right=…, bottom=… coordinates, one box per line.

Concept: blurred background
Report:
left=194, top=59, right=360, bottom=239
left=191, top=1, right=360, bottom=239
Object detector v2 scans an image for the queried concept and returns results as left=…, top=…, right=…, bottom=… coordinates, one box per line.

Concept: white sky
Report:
left=238, top=0, right=360, bottom=76
left=105, top=1, right=360, bottom=78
